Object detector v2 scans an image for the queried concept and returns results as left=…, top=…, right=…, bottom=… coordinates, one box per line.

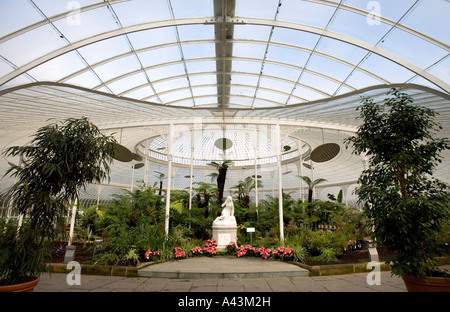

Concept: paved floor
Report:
left=34, top=257, right=411, bottom=292
left=35, top=271, right=407, bottom=292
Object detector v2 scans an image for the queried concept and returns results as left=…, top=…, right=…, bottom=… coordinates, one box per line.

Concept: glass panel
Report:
left=258, top=76, right=293, bottom=94
left=306, top=54, right=353, bottom=82
left=0, top=74, right=35, bottom=89
left=122, top=85, right=155, bottom=100
left=64, top=70, right=102, bottom=88
left=146, top=63, right=185, bottom=81
left=359, top=53, right=415, bottom=83
left=107, top=73, right=149, bottom=94
left=229, top=96, right=253, bottom=107
left=193, top=96, right=217, bottom=107
left=77, top=35, right=131, bottom=65
left=127, top=27, right=178, bottom=50
left=271, top=27, right=320, bottom=51
left=327, top=8, right=391, bottom=46
left=291, top=84, right=322, bottom=103
left=27, top=51, right=87, bottom=82
left=401, top=0, right=450, bottom=46
left=32, top=0, right=101, bottom=18
left=0, top=24, right=66, bottom=67
left=94, top=55, right=142, bottom=82
left=230, top=86, right=256, bottom=98
left=0, top=58, right=15, bottom=77
left=170, top=0, right=213, bottom=18
left=153, top=77, right=189, bottom=94
left=192, top=86, right=216, bottom=97
left=255, top=89, right=288, bottom=105
left=232, top=60, right=263, bottom=74
left=407, top=76, right=443, bottom=92
left=344, top=69, right=384, bottom=89
left=261, top=62, right=301, bottom=82
left=235, top=0, right=280, bottom=19
left=233, top=42, right=267, bottom=59
left=230, top=73, right=259, bottom=86
left=0, top=0, right=43, bottom=38
left=277, top=0, right=337, bottom=28
left=333, top=85, right=353, bottom=96
left=234, top=25, right=272, bottom=41
left=266, top=45, right=309, bottom=66
left=185, top=60, right=216, bottom=74
left=189, top=73, right=216, bottom=86
left=181, top=42, right=215, bottom=59
left=378, top=28, right=448, bottom=70
left=138, top=45, right=181, bottom=68
left=252, top=98, right=280, bottom=108
left=289, top=85, right=324, bottom=102
left=53, top=6, right=119, bottom=43
left=427, top=56, right=450, bottom=86
left=159, top=89, right=193, bottom=104
left=111, top=0, right=171, bottom=26
left=315, top=37, right=368, bottom=66
left=343, top=0, right=418, bottom=23
left=299, top=72, right=339, bottom=95
left=177, top=24, right=214, bottom=41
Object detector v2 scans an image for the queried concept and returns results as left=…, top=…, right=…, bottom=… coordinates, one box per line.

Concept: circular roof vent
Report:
left=310, top=143, right=340, bottom=163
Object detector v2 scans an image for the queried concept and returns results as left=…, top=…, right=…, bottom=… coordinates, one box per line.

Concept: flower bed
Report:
left=225, top=242, right=294, bottom=261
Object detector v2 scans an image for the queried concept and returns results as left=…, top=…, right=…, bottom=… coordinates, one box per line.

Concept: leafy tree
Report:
left=345, top=88, right=450, bottom=278
left=1, top=117, right=117, bottom=285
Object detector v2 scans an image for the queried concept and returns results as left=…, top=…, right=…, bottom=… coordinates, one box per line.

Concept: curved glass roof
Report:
left=0, top=0, right=449, bottom=106
left=0, top=0, right=449, bottom=198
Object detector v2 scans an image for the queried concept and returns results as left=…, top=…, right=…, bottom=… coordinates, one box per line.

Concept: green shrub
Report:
left=315, top=248, right=338, bottom=262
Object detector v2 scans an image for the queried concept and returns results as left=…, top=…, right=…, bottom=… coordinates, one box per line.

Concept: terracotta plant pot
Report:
left=0, top=277, right=40, bottom=292
left=403, top=274, right=450, bottom=292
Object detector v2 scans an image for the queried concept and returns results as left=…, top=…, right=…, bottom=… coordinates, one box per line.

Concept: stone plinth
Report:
left=212, top=225, right=237, bottom=251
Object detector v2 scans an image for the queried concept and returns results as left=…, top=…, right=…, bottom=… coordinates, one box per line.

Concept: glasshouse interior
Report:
left=0, top=0, right=449, bottom=292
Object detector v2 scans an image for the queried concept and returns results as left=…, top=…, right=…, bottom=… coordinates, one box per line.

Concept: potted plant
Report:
left=0, top=117, right=117, bottom=291
left=345, top=88, right=450, bottom=291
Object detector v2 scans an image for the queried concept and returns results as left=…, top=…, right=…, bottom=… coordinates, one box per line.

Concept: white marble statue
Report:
left=213, top=196, right=236, bottom=226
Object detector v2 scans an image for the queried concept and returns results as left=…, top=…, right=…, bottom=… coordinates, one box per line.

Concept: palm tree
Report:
left=299, top=176, right=327, bottom=202
left=207, top=160, right=233, bottom=204
left=192, top=182, right=216, bottom=210
left=232, top=176, right=263, bottom=208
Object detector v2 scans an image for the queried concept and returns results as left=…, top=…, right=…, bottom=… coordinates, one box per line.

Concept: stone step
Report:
left=138, top=256, right=309, bottom=279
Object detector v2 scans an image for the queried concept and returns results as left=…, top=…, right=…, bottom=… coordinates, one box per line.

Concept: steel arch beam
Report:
left=1, top=17, right=448, bottom=94
left=59, top=38, right=389, bottom=87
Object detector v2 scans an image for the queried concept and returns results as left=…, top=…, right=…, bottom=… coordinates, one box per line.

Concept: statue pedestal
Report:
left=212, top=225, right=237, bottom=252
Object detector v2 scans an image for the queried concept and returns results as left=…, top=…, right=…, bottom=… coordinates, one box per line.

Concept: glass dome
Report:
left=0, top=0, right=448, bottom=209
left=136, top=124, right=311, bottom=167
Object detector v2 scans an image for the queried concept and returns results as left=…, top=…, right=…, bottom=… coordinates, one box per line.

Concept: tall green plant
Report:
left=299, top=176, right=327, bottom=202
left=232, top=176, right=263, bottom=208
left=345, top=88, right=450, bottom=278
left=207, top=160, right=233, bottom=204
left=1, top=117, right=117, bottom=285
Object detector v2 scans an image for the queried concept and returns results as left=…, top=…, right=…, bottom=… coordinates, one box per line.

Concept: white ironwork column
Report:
left=164, top=124, right=174, bottom=238
left=275, top=124, right=284, bottom=242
